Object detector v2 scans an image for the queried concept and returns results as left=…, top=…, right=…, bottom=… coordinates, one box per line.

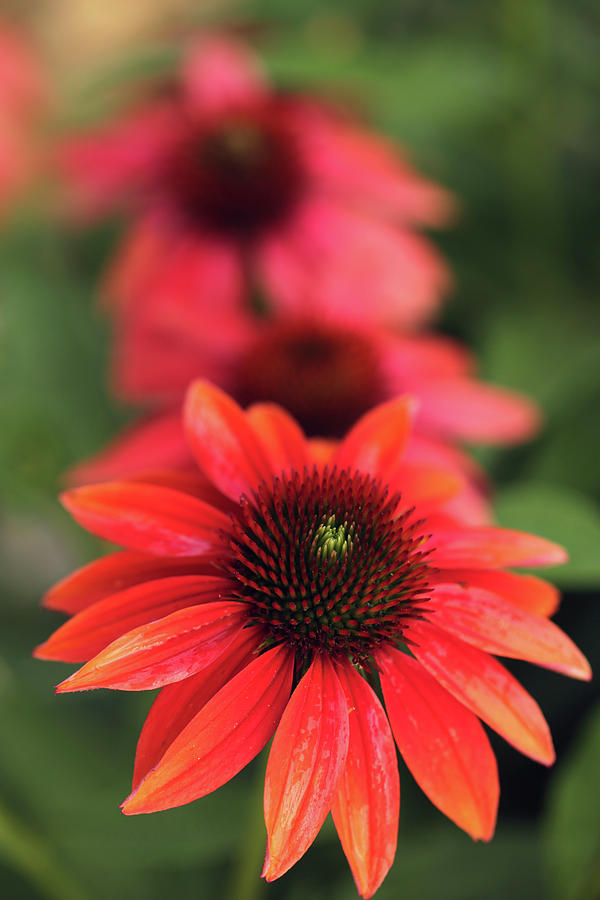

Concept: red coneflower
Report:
left=60, top=34, right=452, bottom=330
left=71, top=314, right=539, bottom=525
left=37, top=382, right=589, bottom=897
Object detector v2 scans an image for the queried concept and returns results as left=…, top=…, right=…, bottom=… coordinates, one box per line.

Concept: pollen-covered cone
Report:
left=59, top=33, right=453, bottom=332
left=37, top=382, right=589, bottom=898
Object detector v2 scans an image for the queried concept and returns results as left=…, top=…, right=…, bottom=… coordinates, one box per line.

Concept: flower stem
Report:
left=227, top=760, right=268, bottom=900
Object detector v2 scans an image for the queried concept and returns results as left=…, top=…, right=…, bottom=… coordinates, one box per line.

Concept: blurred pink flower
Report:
left=60, top=34, right=453, bottom=329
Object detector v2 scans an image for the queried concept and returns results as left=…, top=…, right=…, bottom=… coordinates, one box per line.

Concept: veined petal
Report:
left=56, top=601, right=247, bottom=692
left=378, top=646, right=498, bottom=840
left=330, top=660, right=399, bottom=899
left=407, top=620, right=555, bottom=764
left=427, top=585, right=591, bottom=680
left=246, top=403, right=311, bottom=476
left=332, top=397, right=415, bottom=477
left=428, top=568, right=560, bottom=617
left=43, top=551, right=216, bottom=614
left=61, top=482, right=230, bottom=557
left=184, top=380, right=274, bottom=501
left=132, top=625, right=263, bottom=790
left=35, top=575, right=233, bottom=663
left=263, top=655, right=349, bottom=882
left=430, top=527, right=567, bottom=569
left=123, top=643, right=293, bottom=813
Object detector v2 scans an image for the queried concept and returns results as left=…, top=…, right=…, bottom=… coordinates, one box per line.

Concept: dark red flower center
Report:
left=234, top=320, right=384, bottom=437
left=167, top=111, right=304, bottom=238
left=223, top=467, right=431, bottom=666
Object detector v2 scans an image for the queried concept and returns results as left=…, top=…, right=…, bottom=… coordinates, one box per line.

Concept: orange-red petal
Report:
left=61, top=482, right=229, bottom=556
left=332, top=396, right=414, bottom=477
left=132, top=625, right=262, bottom=790
left=184, top=380, right=274, bottom=501
left=430, top=527, right=567, bottom=569
left=378, top=646, right=498, bottom=840
left=246, top=403, right=311, bottom=475
left=407, top=620, right=555, bottom=764
left=56, top=601, right=246, bottom=692
left=43, top=551, right=216, bottom=614
left=330, top=660, right=399, bottom=899
left=35, top=575, right=232, bottom=663
left=427, top=585, right=591, bottom=680
left=263, top=654, right=349, bottom=881
left=428, top=568, right=560, bottom=617
left=122, top=643, right=293, bottom=813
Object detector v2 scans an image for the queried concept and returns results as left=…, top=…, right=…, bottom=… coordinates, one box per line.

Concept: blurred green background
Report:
left=1, top=1, right=599, bottom=898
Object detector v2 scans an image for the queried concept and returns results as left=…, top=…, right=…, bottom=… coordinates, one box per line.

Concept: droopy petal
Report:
left=332, top=396, right=414, bottom=477
left=246, top=403, right=311, bottom=475
left=35, top=575, right=233, bottom=663
left=429, top=568, right=560, bottom=617
left=132, top=625, right=262, bottom=790
left=378, top=647, right=498, bottom=840
left=184, top=380, right=274, bottom=501
left=407, top=620, right=555, bottom=764
left=67, top=413, right=191, bottom=486
left=415, top=378, right=541, bottom=445
left=263, top=655, right=349, bottom=882
left=430, top=527, right=567, bottom=569
left=123, top=643, right=293, bottom=813
left=61, top=482, right=230, bottom=556
left=43, top=551, right=216, bottom=614
left=56, top=602, right=246, bottom=692
left=330, top=661, right=399, bottom=898
left=427, top=585, right=591, bottom=680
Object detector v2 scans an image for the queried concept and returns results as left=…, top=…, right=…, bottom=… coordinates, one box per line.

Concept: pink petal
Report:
left=430, top=527, right=568, bottom=569
left=263, top=654, right=349, bottom=881
left=258, top=198, right=451, bottom=329
left=427, top=585, right=591, bottom=679
left=35, top=575, right=233, bottom=663
left=428, top=568, right=560, bottom=617
left=184, top=380, right=274, bottom=501
left=104, top=218, right=243, bottom=319
left=181, top=36, right=267, bottom=118
left=415, top=378, right=541, bottom=445
left=43, top=551, right=217, bottom=614
left=61, top=481, right=230, bottom=556
left=59, top=105, right=180, bottom=220
left=288, top=99, right=454, bottom=226
left=56, top=601, right=247, bottom=692
left=122, top=643, right=293, bottom=813
left=332, top=396, right=414, bottom=477
left=132, top=625, right=263, bottom=790
left=407, top=619, right=555, bottom=764
left=378, top=646, right=498, bottom=840
left=330, top=660, right=399, bottom=899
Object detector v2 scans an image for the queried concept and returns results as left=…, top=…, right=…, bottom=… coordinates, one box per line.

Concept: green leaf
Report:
left=494, top=483, right=600, bottom=587
left=543, top=703, right=600, bottom=900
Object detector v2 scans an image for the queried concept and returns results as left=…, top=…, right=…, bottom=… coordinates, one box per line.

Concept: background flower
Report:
left=59, top=33, right=453, bottom=330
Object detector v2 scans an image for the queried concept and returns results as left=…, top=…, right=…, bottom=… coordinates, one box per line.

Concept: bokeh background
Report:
left=1, top=1, right=599, bottom=898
